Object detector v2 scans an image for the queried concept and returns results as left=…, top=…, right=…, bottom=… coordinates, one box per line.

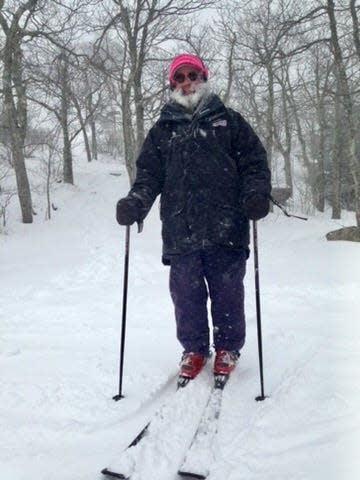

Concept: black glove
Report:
left=244, top=194, right=270, bottom=221
left=116, top=198, right=141, bottom=226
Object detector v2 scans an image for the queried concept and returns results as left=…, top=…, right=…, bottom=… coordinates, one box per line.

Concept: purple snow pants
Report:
left=169, top=248, right=247, bottom=355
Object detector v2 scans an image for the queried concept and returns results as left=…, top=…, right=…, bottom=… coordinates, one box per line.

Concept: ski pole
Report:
left=113, top=225, right=131, bottom=401
left=252, top=220, right=267, bottom=402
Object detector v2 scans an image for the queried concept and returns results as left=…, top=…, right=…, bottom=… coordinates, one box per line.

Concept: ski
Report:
left=101, top=469, right=127, bottom=479
left=178, top=375, right=228, bottom=479
left=101, top=374, right=210, bottom=479
left=101, top=422, right=150, bottom=479
left=102, top=373, right=191, bottom=479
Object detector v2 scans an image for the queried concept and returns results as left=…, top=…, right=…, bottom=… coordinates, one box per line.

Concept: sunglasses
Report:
left=173, top=70, right=200, bottom=84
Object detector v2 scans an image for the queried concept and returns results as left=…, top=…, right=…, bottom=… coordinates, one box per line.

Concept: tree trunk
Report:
left=90, top=118, right=98, bottom=161
left=331, top=81, right=342, bottom=220
left=278, top=68, right=293, bottom=192
left=72, top=95, right=92, bottom=163
left=265, top=64, right=274, bottom=172
left=316, top=113, right=326, bottom=213
left=350, top=0, right=360, bottom=60
left=62, top=120, right=74, bottom=184
left=88, top=93, right=98, bottom=160
left=222, top=33, right=236, bottom=105
left=46, top=149, right=52, bottom=220
left=121, top=82, right=136, bottom=184
left=285, top=67, right=319, bottom=210
left=60, top=54, right=74, bottom=184
left=83, top=126, right=92, bottom=163
left=133, top=70, right=145, bottom=156
left=313, top=55, right=330, bottom=213
left=12, top=144, right=33, bottom=223
left=327, top=0, right=360, bottom=225
left=3, top=34, right=33, bottom=223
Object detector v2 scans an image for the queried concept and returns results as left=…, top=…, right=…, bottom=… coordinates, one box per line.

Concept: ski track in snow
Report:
left=1, top=157, right=360, bottom=480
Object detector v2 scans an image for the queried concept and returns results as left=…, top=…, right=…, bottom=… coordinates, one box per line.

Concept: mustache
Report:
left=170, top=82, right=210, bottom=110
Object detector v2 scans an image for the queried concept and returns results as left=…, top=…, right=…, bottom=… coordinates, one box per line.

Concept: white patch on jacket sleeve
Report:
left=212, top=119, right=227, bottom=127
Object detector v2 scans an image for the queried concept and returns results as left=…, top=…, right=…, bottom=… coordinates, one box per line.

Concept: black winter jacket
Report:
left=125, top=93, right=271, bottom=263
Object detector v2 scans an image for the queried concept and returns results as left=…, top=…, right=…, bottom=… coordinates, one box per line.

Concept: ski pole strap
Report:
left=270, top=195, right=308, bottom=221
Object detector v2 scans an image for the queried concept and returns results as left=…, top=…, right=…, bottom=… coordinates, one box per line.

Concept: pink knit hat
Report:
left=168, top=53, right=208, bottom=85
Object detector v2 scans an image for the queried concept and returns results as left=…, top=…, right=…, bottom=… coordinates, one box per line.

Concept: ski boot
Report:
left=213, top=349, right=240, bottom=389
left=177, top=352, right=207, bottom=388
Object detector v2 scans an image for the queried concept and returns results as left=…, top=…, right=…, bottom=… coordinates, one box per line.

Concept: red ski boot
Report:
left=213, top=350, right=239, bottom=389
left=178, top=352, right=207, bottom=387
left=213, top=349, right=239, bottom=375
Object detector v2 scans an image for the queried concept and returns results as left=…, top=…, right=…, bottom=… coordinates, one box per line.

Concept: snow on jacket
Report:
left=125, top=93, right=271, bottom=263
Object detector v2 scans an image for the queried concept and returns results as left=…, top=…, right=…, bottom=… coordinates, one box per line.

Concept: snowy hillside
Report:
left=1, top=157, right=359, bottom=480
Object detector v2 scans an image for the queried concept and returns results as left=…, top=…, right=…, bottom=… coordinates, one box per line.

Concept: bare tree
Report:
left=273, top=60, right=294, bottom=194
left=308, top=46, right=333, bottom=212
left=69, top=43, right=107, bottom=163
left=57, top=51, right=74, bottom=184
left=350, top=0, right=360, bottom=60
left=0, top=0, right=98, bottom=219
left=41, top=129, right=61, bottom=221
left=97, top=0, right=216, bottom=183
left=0, top=0, right=38, bottom=223
left=214, top=0, right=315, bottom=187
left=326, top=0, right=360, bottom=224
left=27, top=49, right=77, bottom=184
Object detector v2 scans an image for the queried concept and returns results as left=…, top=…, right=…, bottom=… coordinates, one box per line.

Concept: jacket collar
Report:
left=159, top=94, right=226, bottom=123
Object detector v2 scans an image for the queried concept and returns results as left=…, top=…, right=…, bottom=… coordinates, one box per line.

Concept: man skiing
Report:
left=116, top=53, right=271, bottom=385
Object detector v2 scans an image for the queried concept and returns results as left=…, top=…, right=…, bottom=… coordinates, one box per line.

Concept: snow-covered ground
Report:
left=1, top=157, right=359, bottom=480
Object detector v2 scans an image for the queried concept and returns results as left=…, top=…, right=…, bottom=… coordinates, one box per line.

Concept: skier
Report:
left=116, top=53, right=271, bottom=384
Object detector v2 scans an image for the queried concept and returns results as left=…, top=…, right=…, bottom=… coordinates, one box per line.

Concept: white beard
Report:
left=170, top=82, right=210, bottom=112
